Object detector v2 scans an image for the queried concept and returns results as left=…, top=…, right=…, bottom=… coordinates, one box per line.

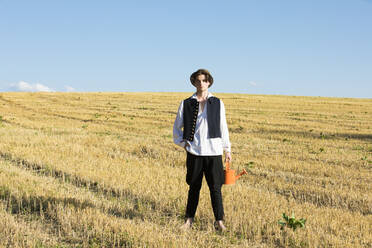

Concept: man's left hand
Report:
left=225, top=152, right=232, bottom=163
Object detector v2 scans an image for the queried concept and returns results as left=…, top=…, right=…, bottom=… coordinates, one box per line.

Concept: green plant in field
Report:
left=360, top=156, right=371, bottom=164
left=244, top=161, right=254, bottom=169
left=243, top=161, right=255, bottom=173
left=278, top=213, right=306, bottom=231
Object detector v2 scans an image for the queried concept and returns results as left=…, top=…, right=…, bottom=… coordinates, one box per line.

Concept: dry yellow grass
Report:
left=0, top=92, right=371, bottom=247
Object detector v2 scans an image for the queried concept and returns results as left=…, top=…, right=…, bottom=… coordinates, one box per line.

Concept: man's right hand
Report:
left=184, top=142, right=190, bottom=152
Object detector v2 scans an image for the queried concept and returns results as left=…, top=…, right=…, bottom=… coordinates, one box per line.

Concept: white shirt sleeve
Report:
left=220, top=100, right=231, bottom=153
left=173, top=100, right=186, bottom=148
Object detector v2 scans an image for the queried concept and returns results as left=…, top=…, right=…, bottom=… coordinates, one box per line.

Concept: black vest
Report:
left=183, top=96, right=221, bottom=142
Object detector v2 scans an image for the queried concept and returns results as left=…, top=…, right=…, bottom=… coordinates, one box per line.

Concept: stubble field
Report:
left=0, top=92, right=371, bottom=247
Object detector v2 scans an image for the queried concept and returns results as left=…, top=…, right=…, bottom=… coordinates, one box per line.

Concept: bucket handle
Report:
left=225, top=161, right=230, bottom=171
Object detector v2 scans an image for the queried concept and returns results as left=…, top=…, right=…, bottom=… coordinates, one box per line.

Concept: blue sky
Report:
left=0, top=0, right=371, bottom=98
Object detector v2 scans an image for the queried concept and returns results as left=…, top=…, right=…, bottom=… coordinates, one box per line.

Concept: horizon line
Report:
left=0, top=91, right=371, bottom=100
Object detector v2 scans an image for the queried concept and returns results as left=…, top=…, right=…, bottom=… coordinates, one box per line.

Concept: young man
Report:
left=173, top=69, right=232, bottom=231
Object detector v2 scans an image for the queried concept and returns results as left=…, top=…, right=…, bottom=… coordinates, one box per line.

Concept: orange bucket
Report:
left=224, top=162, right=247, bottom=185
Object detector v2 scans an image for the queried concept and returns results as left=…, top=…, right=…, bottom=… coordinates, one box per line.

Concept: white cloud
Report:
left=248, top=81, right=257, bottom=86
left=64, top=85, right=76, bottom=92
left=10, top=81, right=54, bottom=92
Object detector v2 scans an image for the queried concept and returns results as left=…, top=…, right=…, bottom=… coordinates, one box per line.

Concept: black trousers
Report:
left=185, top=152, right=225, bottom=221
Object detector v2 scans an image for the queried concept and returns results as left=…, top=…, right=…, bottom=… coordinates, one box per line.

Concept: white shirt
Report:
left=173, top=92, right=231, bottom=156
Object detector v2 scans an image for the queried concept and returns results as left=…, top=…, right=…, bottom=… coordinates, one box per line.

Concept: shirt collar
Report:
left=191, top=92, right=213, bottom=99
